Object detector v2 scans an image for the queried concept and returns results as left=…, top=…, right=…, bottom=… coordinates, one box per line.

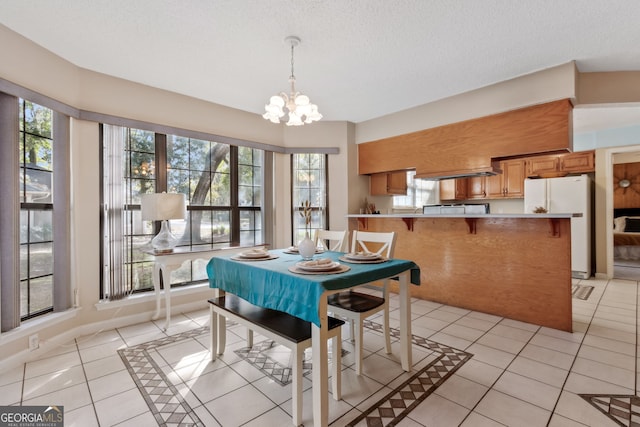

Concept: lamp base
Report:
left=151, top=220, right=179, bottom=253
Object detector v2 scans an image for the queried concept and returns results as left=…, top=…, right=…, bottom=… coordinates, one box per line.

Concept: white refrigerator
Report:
left=524, top=174, right=591, bottom=279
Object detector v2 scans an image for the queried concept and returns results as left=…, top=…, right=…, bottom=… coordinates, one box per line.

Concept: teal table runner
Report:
left=206, top=249, right=420, bottom=326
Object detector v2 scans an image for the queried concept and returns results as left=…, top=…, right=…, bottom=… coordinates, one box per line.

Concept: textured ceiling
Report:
left=2, top=0, right=640, bottom=125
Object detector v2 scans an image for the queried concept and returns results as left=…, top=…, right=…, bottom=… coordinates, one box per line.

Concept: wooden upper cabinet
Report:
left=503, top=160, right=526, bottom=197
left=526, top=155, right=560, bottom=177
left=560, top=151, right=595, bottom=173
left=526, top=150, right=595, bottom=177
left=358, top=99, right=572, bottom=177
left=440, top=178, right=468, bottom=201
left=467, top=176, right=487, bottom=199
left=370, top=171, right=407, bottom=196
left=487, top=159, right=526, bottom=198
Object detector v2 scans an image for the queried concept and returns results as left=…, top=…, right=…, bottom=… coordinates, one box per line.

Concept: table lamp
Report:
left=141, top=192, right=187, bottom=253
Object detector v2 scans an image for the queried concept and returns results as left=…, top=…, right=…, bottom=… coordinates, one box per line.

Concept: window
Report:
left=19, top=99, right=54, bottom=319
left=1, top=93, right=71, bottom=330
left=291, top=153, right=327, bottom=243
left=393, top=171, right=439, bottom=209
left=102, top=127, right=265, bottom=299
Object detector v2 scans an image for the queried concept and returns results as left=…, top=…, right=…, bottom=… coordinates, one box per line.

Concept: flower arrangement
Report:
left=300, top=200, right=312, bottom=235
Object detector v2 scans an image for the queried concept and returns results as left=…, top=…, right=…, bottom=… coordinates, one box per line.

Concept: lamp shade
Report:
left=141, top=193, right=186, bottom=221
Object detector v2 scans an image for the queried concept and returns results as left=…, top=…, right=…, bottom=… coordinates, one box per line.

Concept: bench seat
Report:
left=209, top=294, right=343, bottom=426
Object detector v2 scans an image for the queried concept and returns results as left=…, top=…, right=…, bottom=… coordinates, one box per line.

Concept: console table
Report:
left=145, top=246, right=247, bottom=330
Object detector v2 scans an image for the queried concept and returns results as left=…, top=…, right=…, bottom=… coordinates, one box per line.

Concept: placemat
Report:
left=230, top=255, right=279, bottom=262
left=338, top=256, right=388, bottom=264
left=287, top=264, right=350, bottom=275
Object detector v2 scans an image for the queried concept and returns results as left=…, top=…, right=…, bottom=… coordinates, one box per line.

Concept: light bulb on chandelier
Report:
left=263, top=36, right=322, bottom=126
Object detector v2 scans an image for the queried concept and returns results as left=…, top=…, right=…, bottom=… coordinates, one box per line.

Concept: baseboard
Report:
left=0, top=299, right=209, bottom=374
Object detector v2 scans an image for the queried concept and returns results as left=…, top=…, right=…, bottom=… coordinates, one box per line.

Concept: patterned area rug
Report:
left=580, top=394, right=640, bottom=426
left=233, top=339, right=316, bottom=386
left=118, top=321, right=472, bottom=427
left=118, top=327, right=207, bottom=426
left=572, top=284, right=594, bottom=300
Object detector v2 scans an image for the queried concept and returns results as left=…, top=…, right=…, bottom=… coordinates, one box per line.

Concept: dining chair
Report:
left=327, top=230, right=397, bottom=375
left=314, top=229, right=348, bottom=252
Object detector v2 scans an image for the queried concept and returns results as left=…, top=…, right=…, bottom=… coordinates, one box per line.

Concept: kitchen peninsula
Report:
left=347, top=213, right=576, bottom=332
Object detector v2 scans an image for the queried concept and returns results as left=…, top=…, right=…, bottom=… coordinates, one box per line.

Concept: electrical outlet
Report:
left=29, top=334, right=39, bottom=351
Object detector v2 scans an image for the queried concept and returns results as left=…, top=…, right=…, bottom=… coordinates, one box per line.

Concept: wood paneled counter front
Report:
left=347, top=213, right=575, bottom=332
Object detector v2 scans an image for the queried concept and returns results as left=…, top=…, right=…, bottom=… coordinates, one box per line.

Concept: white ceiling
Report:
left=2, top=0, right=640, bottom=127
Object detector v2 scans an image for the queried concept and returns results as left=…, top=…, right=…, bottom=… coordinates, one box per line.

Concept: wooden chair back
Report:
left=314, top=229, right=348, bottom=252
left=350, top=230, right=397, bottom=258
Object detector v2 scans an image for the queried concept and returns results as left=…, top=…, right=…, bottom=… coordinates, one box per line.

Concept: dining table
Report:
left=206, top=248, right=420, bottom=427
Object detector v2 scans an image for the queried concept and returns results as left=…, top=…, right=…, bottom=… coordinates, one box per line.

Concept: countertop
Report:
left=346, top=213, right=580, bottom=219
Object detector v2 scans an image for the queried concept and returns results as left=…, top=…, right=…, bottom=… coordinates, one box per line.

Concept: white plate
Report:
left=344, top=252, right=382, bottom=261
left=285, top=247, right=325, bottom=254
left=239, top=250, right=270, bottom=259
left=295, top=260, right=341, bottom=272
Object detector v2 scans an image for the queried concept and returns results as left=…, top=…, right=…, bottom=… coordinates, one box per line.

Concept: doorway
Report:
left=612, top=152, right=640, bottom=279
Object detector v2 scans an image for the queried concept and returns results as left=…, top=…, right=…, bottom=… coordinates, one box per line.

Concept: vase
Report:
left=298, top=233, right=316, bottom=260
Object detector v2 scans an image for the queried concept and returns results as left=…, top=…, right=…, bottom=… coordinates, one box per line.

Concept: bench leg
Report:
left=217, top=313, right=226, bottom=355
left=331, top=329, right=342, bottom=400
left=292, top=344, right=304, bottom=426
left=210, top=305, right=217, bottom=362
left=246, top=329, right=254, bottom=348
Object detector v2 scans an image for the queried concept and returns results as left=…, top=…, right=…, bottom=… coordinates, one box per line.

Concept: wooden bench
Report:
left=208, top=294, right=344, bottom=426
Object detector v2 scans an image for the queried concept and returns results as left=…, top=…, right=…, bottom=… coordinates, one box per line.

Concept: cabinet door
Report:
left=527, top=155, right=560, bottom=177
left=486, top=159, right=525, bottom=199
left=486, top=173, right=504, bottom=198
left=503, top=159, right=525, bottom=197
left=387, top=171, right=407, bottom=194
left=561, top=151, right=594, bottom=173
left=439, top=179, right=457, bottom=201
left=370, top=171, right=407, bottom=195
left=370, top=173, right=388, bottom=195
left=440, top=178, right=467, bottom=201
left=467, top=176, right=487, bottom=199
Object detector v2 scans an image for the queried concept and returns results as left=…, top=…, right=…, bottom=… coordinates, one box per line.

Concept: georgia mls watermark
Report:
left=0, top=406, right=63, bottom=427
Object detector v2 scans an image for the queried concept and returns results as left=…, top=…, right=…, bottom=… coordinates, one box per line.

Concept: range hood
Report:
left=414, top=164, right=502, bottom=181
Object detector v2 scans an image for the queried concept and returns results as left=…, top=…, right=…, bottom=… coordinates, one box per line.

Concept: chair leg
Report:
left=331, top=329, right=342, bottom=400
left=349, top=319, right=355, bottom=343
left=355, top=318, right=364, bottom=375
left=383, top=304, right=392, bottom=354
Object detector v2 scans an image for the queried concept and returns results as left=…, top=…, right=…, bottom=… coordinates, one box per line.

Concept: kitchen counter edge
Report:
left=346, top=213, right=580, bottom=219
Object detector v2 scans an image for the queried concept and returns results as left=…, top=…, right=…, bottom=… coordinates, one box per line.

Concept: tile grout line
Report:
left=72, top=336, right=103, bottom=427
left=452, top=312, right=543, bottom=426
left=546, top=278, right=607, bottom=424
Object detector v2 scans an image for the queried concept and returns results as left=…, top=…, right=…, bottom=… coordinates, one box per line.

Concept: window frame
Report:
left=291, top=153, right=329, bottom=244
left=100, top=127, right=266, bottom=299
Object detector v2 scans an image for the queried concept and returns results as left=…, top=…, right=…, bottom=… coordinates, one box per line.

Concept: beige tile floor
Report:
left=0, top=277, right=636, bottom=426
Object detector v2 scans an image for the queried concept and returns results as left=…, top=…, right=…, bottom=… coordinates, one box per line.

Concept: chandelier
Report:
left=263, top=36, right=322, bottom=126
